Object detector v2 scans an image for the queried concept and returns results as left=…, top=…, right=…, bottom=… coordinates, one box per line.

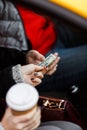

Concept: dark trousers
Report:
left=37, top=22, right=87, bottom=91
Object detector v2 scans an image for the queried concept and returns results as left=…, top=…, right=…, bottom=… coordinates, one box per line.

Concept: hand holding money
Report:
left=38, top=53, right=60, bottom=75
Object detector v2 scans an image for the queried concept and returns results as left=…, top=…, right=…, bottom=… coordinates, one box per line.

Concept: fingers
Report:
left=42, top=66, right=48, bottom=75
left=21, top=64, right=44, bottom=75
left=34, top=72, right=44, bottom=79
left=23, top=71, right=44, bottom=87
left=34, top=51, right=45, bottom=61
left=31, top=71, right=44, bottom=86
left=47, top=64, right=58, bottom=75
left=16, top=107, right=41, bottom=130
left=31, top=78, right=42, bottom=86
left=23, top=118, right=41, bottom=130
left=23, top=75, right=42, bottom=87
left=26, top=50, right=45, bottom=64
left=34, top=65, right=44, bottom=72
left=22, top=64, right=44, bottom=86
left=23, top=108, right=41, bottom=130
left=30, top=120, right=41, bottom=130
left=27, top=50, right=45, bottom=60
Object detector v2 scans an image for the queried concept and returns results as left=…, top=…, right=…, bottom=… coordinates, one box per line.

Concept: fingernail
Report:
left=45, top=66, right=48, bottom=69
left=34, top=72, right=38, bottom=76
left=55, top=52, right=58, bottom=56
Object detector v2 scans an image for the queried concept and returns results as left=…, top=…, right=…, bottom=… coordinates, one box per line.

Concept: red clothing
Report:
left=17, top=5, right=57, bottom=55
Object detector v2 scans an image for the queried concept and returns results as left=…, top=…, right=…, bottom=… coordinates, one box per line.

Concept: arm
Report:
left=0, top=66, right=15, bottom=98
left=0, top=64, right=44, bottom=98
left=0, top=47, right=27, bottom=70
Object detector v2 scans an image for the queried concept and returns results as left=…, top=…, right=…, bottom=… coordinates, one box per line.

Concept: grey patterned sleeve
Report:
left=12, top=64, right=24, bottom=83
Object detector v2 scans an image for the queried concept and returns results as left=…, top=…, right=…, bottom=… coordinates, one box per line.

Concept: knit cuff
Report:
left=12, top=64, right=24, bottom=83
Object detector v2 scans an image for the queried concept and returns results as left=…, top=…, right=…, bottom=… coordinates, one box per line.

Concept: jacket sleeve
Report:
left=0, top=66, right=16, bottom=98
left=0, top=0, right=5, bottom=17
left=0, top=47, right=27, bottom=70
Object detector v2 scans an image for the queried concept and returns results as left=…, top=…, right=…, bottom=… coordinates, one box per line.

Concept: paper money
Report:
left=38, top=53, right=56, bottom=67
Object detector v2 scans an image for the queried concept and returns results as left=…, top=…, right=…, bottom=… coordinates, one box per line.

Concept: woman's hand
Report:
left=26, top=50, right=45, bottom=64
left=26, top=50, right=60, bottom=76
left=21, top=64, right=44, bottom=87
left=1, top=107, right=41, bottom=130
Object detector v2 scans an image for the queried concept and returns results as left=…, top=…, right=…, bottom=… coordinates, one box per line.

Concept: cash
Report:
left=38, top=53, right=56, bottom=67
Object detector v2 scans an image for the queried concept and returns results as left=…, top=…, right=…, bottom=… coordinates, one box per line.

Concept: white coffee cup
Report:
left=6, top=83, right=39, bottom=115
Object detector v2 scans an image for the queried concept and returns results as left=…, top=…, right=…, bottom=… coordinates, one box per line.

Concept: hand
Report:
left=44, top=53, right=60, bottom=75
left=21, top=64, right=44, bottom=87
left=1, top=107, right=41, bottom=130
left=26, top=50, right=45, bottom=64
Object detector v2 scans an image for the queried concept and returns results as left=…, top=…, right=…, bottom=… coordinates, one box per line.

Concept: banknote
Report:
left=38, top=53, right=56, bottom=67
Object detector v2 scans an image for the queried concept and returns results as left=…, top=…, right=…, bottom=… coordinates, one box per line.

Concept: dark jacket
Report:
left=0, top=0, right=31, bottom=98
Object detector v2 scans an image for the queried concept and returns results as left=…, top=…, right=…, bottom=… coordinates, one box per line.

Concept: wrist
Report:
left=12, top=64, right=24, bottom=83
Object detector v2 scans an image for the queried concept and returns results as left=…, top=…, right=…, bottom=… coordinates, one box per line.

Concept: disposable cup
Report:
left=6, top=83, right=39, bottom=115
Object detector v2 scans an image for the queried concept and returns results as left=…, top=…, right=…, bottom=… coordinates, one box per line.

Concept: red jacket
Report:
left=17, top=5, right=57, bottom=55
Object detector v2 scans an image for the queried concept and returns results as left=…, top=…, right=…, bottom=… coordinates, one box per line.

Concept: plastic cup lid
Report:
left=6, top=83, right=39, bottom=111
